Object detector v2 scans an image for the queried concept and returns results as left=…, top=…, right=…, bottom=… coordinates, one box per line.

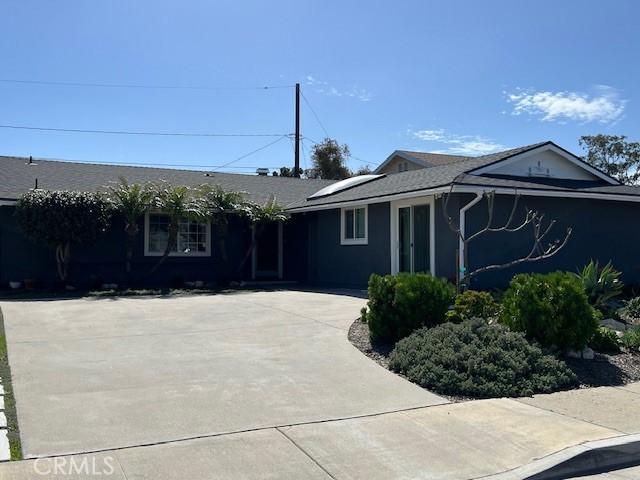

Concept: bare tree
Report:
left=441, top=188, right=572, bottom=290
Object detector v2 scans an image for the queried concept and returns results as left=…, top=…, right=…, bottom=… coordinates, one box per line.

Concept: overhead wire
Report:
left=0, top=124, right=286, bottom=138
left=300, top=89, right=329, bottom=138
left=0, top=78, right=294, bottom=91
left=213, top=135, right=290, bottom=171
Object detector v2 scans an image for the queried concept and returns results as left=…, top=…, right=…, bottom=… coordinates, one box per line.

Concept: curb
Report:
left=482, top=433, right=640, bottom=480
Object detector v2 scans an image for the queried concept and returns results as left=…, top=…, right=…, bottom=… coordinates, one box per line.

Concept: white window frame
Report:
left=340, top=205, right=368, bottom=245
left=143, top=211, right=212, bottom=257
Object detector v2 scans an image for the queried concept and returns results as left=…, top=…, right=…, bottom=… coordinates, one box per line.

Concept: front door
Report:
left=397, top=204, right=430, bottom=273
left=252, top=222, right=283, bottom=279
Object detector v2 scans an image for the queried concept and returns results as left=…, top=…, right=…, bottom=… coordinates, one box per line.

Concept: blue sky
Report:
left=0, top=0, right=638, bottom=173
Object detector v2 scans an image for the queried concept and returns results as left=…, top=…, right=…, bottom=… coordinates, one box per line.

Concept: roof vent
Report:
left=256, top=168, right=270, bottom=176
left=307, top=174, right=385, bottom=200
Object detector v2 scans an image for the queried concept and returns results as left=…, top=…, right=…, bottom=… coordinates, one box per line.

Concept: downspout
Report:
left=458, top=193, right=483, bottom=282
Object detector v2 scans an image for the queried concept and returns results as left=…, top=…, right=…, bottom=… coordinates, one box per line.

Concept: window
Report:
left=145, top=213, right=211, bottom=256
left=341, top=206, right=368, bottom=245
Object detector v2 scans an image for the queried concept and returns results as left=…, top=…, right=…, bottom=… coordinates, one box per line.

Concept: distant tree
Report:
left=15, top=190, right=112, bottom=282
left=107, top=178, right=153, bottom=277
left=579, top=135, right=640, bottom=185
left=354, top=165, right=373, bottom=176
left=307, top=138, right=351, bottom=180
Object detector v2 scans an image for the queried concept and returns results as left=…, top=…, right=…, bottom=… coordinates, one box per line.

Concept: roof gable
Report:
left=469, top=142, right=619, bottom=185
left=374, top=150, right=469, bottom=174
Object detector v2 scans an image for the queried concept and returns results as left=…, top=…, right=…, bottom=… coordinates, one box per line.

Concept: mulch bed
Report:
left=348, top=318, right=640, bottom=399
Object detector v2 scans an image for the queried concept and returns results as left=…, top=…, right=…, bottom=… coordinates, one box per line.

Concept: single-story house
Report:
left=1, top=141, right=639, bottom=289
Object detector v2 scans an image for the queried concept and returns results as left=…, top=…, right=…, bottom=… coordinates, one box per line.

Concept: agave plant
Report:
left=576, top=260, right=623, bottom=309
left=107, top=178, right=154, bottom=275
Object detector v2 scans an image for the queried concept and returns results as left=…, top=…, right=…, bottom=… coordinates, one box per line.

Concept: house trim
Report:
left=288, top=184, right=640, bottom=213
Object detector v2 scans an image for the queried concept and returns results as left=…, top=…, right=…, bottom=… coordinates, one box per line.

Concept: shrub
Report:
left=619, top=297, right=640, bottom=325
left=367, top=273, right=455, bottom=344
left=621, top=327, right=640, bottom=351
left=15, top=190, right=112, bottom=282
left=446, top=290, right=499, bottom=323
left=589, top=327, right=620, bottom=354
left=389, top=319, right=578, bottom=398
left=500, top=272, right=598, bottom=351
left=575, top=260, right=623, bottom=310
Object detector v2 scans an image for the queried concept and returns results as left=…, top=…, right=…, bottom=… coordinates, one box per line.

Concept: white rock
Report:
left=0, top=396, right=4, bottom=410
left=0, top=412, right=6, bottom=428
left=0, top=385, right=4, bottom=395
left=601, top=318, right=628, bottom=332
left=0, top=430, right=8, bottom=461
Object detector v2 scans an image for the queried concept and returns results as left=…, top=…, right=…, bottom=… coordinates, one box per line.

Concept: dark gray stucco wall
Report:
left=301, top=202, right=391, bottom=288
left=0, top=206, right=257, bottom=287
left=459, top=194, right=640, bottom=289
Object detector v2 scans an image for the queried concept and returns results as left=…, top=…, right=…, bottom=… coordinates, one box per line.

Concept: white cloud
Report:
left=506, top=86, right=625, bottom=124
left=409, top=129, right=507, bottom=156
left=306, top=75, right=372, bottom=102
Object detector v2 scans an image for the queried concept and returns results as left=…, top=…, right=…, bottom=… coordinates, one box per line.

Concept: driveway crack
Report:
left=275, top=427, right=337, bottom=480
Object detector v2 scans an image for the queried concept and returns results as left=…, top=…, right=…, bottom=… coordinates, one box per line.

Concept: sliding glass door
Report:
left=397, top=204, right=430, bottom=274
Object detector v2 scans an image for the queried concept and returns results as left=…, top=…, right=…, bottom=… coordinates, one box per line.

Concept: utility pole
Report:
left=294, top=82, right=301, bottom=177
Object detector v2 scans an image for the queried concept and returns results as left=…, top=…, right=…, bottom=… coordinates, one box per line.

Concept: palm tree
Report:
left=107, top=178, right=154, bottom=277
left=197, top=185, right=246, bottom=277
left=149, top=182, right=204, bottom=274
left=238, top=198, right=289, bottom=274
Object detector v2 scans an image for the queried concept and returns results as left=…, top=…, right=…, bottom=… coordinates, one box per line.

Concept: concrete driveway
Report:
left=1, top=290, right=446, bottom=458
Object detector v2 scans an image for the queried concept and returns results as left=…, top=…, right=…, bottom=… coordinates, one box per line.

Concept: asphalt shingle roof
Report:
left=3, top=142, right=639, bottom=211
left=288, top=142, right=554, bottom=209
left=0, top=156, right=334, bottom=207
left=396, top=150, right=471, bottom=167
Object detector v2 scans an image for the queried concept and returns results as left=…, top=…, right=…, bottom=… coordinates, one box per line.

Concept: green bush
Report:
left=621, top=327, right=640, bottom=351
left=367, top=273, right=455, bottom=344
left=500, top=272, right=598, bottom=351
left=589, top=327, right=620, bottom=354
left=575, top=260, right=623, bottom=310
left=446, top=290, right=499, bottom=323
left=15, top=190, right=112, bottom=282
left=619, top=297, right=640, bottom=325
left=389, top=319, right=578, bottom=398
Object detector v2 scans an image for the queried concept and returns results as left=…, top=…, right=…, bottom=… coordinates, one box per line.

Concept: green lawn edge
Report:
left=0, top=307, right=23, bottom=460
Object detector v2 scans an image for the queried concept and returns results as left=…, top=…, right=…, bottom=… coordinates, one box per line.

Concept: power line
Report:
left=36, top=158, right=276, bottom=170
left=214, top=135, right=289, bottom=170
left=300, top=89, right=329, bottom=138
left=301, top=135, right=377, bottom=166
left=300, top=136, right=309, bottom=170
left=0, top=124, right=287, bottom=138
left=0, top=78, right=294, bottom=91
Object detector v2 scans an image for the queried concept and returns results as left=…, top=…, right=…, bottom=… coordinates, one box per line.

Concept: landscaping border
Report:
left=0, top=307, right=22, bottom=460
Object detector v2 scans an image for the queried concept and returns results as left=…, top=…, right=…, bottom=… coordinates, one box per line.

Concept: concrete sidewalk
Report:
left=1, top=391, right=637, bottom=480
